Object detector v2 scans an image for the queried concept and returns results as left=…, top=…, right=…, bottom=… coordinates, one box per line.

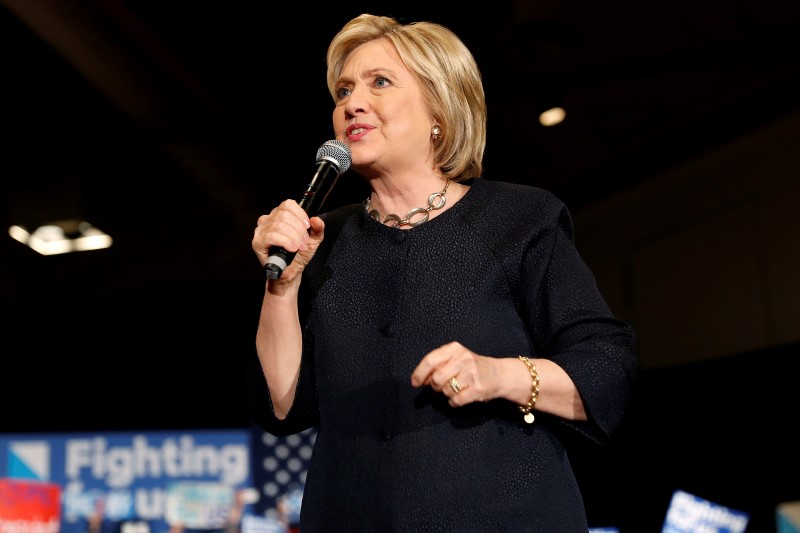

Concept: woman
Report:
left=248, top=13, right=638, bottom=532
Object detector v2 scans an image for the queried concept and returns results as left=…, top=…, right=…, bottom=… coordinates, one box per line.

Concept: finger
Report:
left=411, top=341, right=470, bottom=387
left=277, top=199, right=312, bottom=228
left=447, top=375, right=465, bottom=395
left=411, top=346, right=454, bottom=387
left=272, top=215, right=326, bottom=280
left=253, top=226, right=304, bottom=269
left=307, top=215, right=326, bottom=242
left=254, top=204, right=311, bottom=252
left=447, top=376, right=469, bottom=406
left=272, top=200, right=313, bottom=243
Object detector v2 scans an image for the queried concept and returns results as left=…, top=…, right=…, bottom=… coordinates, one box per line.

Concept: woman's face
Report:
left=332, top=38, right=434, bottom=176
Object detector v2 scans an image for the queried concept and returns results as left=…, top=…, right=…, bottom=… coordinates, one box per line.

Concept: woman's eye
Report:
left=375, top=77, right=391, bottom=88
left=336, top=87, right=351, bottom=99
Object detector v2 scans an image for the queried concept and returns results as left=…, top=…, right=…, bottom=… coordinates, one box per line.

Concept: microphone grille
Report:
left=316, top=139, right=352, bottom=173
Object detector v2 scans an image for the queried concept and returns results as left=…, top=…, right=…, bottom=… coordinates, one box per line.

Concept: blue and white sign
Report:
left=662, top=489, right=749, bottom=533
left=0, top=430, right=252, bottom=533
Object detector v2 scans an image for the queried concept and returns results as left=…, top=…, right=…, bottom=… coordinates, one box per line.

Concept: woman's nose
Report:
left=344, top=85, right=369, bottom=116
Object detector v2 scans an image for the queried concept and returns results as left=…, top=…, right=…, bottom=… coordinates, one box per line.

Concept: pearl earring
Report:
left=431, top=125, right=442, bottom=140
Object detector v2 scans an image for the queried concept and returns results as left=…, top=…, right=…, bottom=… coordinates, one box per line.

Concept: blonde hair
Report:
left=326, top=14, right=486, bottom=181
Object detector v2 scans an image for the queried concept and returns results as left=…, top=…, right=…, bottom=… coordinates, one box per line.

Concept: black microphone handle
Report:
left=263, top=160, right=343, bottom=280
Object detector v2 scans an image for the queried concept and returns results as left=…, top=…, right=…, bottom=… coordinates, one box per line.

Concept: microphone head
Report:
left=316, top=139, right=352, bottom=174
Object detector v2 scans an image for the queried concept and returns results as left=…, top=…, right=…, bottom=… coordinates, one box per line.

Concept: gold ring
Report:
left=449, top=377, right=462, bottom=394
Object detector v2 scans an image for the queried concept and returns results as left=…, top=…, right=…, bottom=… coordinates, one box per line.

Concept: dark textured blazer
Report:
left=248, top=177, right=639, bottom=532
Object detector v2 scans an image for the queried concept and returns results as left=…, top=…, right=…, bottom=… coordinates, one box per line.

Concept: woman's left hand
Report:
left=411, top=341, right=504, bottom=406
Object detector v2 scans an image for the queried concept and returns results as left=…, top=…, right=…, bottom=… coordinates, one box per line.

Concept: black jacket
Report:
left=248, top=177, right=638, bottom=532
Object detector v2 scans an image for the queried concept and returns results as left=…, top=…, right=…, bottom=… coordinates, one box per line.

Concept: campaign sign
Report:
left=0, top=478, right=61, bottom=533
left=777, top=500, right=800, bottom=533
left=165, top=481, right=235, bottom=529
left=662, top=489, right=749, bottom=533
left=0, top=430, right=252, bottom=533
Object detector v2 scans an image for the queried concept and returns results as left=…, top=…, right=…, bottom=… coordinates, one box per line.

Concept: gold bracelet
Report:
left=517, top=356, right=540, bottom=424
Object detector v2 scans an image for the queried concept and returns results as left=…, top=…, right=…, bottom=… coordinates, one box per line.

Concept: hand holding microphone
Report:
left=263, top=140, right=352, bottom=280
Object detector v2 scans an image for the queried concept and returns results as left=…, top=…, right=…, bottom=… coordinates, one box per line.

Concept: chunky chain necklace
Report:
left=365, top=178, right=451, bottom=228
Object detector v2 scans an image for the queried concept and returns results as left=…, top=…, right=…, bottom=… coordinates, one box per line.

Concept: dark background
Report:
left=2, top=1, right=799, bottom=531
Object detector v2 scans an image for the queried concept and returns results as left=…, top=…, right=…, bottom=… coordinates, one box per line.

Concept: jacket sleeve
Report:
left=522, top=198, right=639, bottom=444
left=245, top=205, right=358, bottom=436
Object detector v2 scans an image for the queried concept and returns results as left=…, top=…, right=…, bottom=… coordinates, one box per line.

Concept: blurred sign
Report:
left=0, top=430, right=251, bottom=533
left=777, top=500, right=800, bottom=533
left=0, top=478, right=61, bottom=532
left=662, top=490, right=748, bottom=533
left=241, top=514, right=288, bottom=533
left=165, top=482, right=234, bottom=529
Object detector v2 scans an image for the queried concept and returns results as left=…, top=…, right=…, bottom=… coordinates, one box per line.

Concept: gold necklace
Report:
left=365, top=178, right=451, bottom=228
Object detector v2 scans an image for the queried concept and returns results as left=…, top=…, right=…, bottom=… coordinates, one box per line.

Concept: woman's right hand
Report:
left=252, top=199, right=326, bottom=284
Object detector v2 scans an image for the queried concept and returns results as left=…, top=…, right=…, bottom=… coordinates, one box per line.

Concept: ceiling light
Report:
left=8, top=219, right=112, bottom=255
left=539, top=106, right=566, bottom=127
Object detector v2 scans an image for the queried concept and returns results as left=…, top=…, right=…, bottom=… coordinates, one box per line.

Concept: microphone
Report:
left=263, top=139, right=352, bottom=280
